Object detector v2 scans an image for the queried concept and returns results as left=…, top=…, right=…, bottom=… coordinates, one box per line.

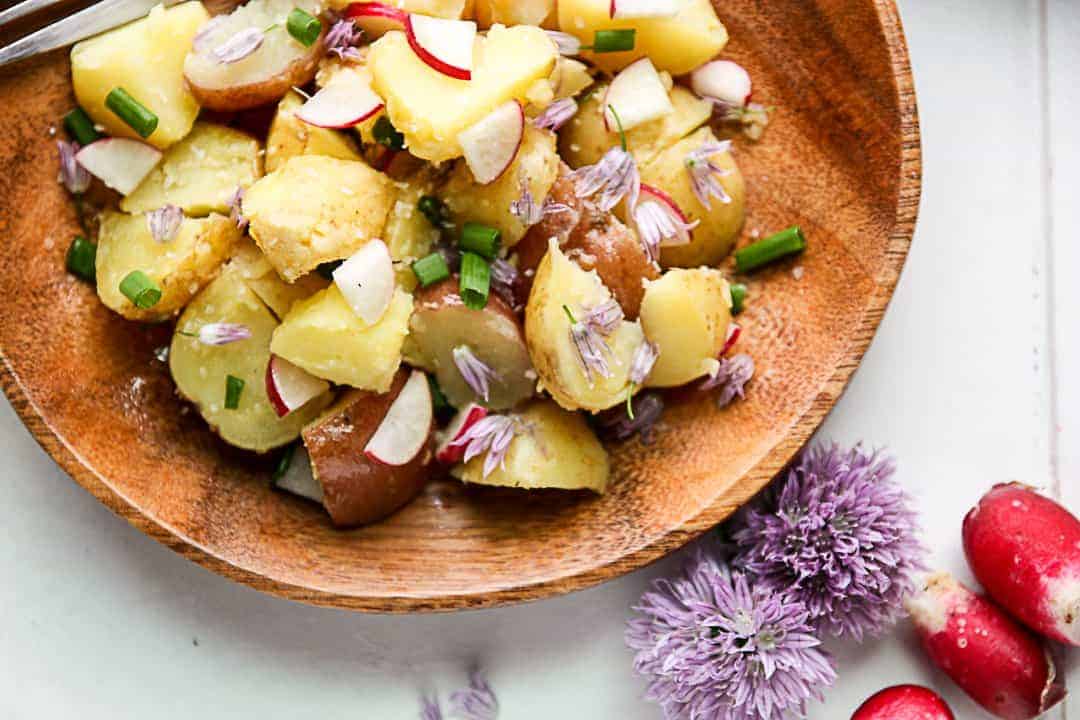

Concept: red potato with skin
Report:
left=851, top=685, right=954, bottom=720
left=963, top=482, right=1080, bottom=646
left=905, top=572, right=1065, bottom=720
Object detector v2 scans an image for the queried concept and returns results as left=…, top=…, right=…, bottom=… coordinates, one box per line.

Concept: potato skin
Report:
left=303, top=370, right=434, bottom=527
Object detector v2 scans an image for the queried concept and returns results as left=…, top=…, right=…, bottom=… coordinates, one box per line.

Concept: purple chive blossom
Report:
left=448, top=670, right=499, bottom=720
left=633, top=198, right=698, bottom=262
left=146, top=204, right=183, bottom=243
left=489, top=257, right=523, bottom=311
left=685, top=140, right=733, bottom=208
left=325, top=18, right=363, bottom=60
left=626, top=546, right=836, bottom=720
left=227, top=186, right=248, bottom=231
left=565, top=305, right=614, bottom=381
left=419, top=696, right=443, bottom=720
left=700, top=353, right=754, bottom=407
left=452, top=345, right=498, bottom=402
left=196, top=322, right=252, bottom=346
left=509, top=179, right=573, bottom=226
left=728, top=443, right=926, bottom=641
left=192, top=15, right=228, bottom=54
left=629, top=341, right=658, bottom=386
left=533, top=97, right=578, bottom=132
left=213, top=27, right=264, bottom=64
left=57, top=140, right=90, bottom=194
left=572, top=147, right=640, bottom=213
left=597, top=391, right=664, bottom=443
left=450, top=414, right=518, bottom=478
left=545, top=30, right=582, bottom=56
left=582, top=298, right=623, bottom=335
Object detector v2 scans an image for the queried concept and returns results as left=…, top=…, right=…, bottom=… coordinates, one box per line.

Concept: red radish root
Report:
left=963, top=482, right=1080, bottom=646
left=851, top=685, right=954, bottom=720
left=905, top=572, right=1065, bottom=720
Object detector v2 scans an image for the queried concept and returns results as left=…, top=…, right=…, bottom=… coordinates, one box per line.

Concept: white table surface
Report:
left=6, top=0, right=1079, bottom=717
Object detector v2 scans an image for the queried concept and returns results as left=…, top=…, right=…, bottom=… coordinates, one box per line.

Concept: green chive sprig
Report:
left=66, top=236, right=97, bottom=283
left=584, top=29, right=635, bottom=53
left=119, top=270, right=161, bottom=309
left=372, top=115, right=405, bottom=151
left=286, top=8, right=322, bottom=47
left=459, top=222, right=501, bottom=260
left=105, top=88, right=158, bottom=139
left=63, top=108, right=100, bottom=146
left=459, top=251, right=490, bottom=310
left=272, top=443, right=296, bottom=482
left=735, top=226, right=806, bottom=273
left=412, top=253, right=450, bottom=287
left=428, top=374, right=453, bottom=421
left=730, top=283, right=747, bottom=315
left=225, top=375, right=245, bottom=410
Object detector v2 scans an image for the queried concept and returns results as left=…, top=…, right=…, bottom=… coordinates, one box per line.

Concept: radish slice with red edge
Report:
left=458, top=100, right=524, bottom=185
left=296, top=75, right=384, bottom=129
left=690, top=60, right=752, bottom=108
left=271, top=446, right=323, bottom=503
left=609, top=0, right=678, bottom=19
left=364, top=370, right=434, bottom=466
left=603, top=57, right=673, bottom=132
left=344, top=2, right=409, bottom=38
left=720, top=323, right=741, bottom=356
left=435, top=403, right=488, bottom=464
left=266, top=355, right=331, bottom=418
left=852, top=685, right=954, bottom=720
left=332, top=239, right=395, bottom=325
left=405, top=14, right=476, bottom=81
left=75, top=138, right=162, bottom=196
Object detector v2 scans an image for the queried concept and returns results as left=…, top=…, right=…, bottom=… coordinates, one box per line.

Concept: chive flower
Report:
left=701, top=353, right=754, bottom=408
left=729, top=443, right=926, bottom=640
left=194, top=322, right=252, bottom=346
left=448, top=414, right=518, bottom=478
left=489, top=258, right=523, bottom=312
left=509, top=178, right=573, bottom=226
left=56, top=140, right=90, bottom=195
left=452, top=345, right=497, bottom=402
left=227, top=186, right=248, bottom=231
left=147, top=204, right=183, bottom=243
left=544, top=30, right=581, bottom=56
left=684, top=140, right=733, bottom=209
left=571, top=146, right=640, bottom=212
left=325, top=18, right=363, bottom=60
left=564, top=301, right=622, bottom=381
left=449, top=671, right=499, bottom=720
left=632, top=198, right=698, bottom=263
left=533, top=98, right=579, bottom=132
left=212, top=27, right=264, bottom=64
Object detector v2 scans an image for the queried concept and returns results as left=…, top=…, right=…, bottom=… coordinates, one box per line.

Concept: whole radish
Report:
left=905, top=572, right=1065, bottom=720
left=963, top=482, right=1080, bottom=646
left=851, top=685, right=954, bottom=720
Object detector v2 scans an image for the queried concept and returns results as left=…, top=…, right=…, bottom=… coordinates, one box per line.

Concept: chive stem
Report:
left=105, top=88, right=158, bottom=139
left=428, top=374, right=452, bottom=416
left=225, top=375, right=245, bottom=410
left=562, top=304, right=577, bottom=324
left=417, top=195, right=448, bottom=227
left=286, top=8, right=322, bottom=47
left=590, top=29, right=635, bottom=53
left=65, top=235, right=97, bottom=283
left=372, top=115, right=405, bottom=150
left=272, top=443, right=296, bottom=482
left=119, top=270, right=161, bottom=309
left=63, top=108, right=100, bottom=146
left=412, top=252, right=451, bottom=287
left=459, top=252, right=490, bottom=310
left=459, top=222, right=501, bottom=260
left=607, top=104, right=628, bottom=151
left=734, top=226, right=806, bottom=273
left=730, top=283, right=747, bottom=314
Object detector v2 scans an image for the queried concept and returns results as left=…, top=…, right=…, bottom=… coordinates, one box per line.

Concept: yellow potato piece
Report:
left=121, top=122, right=263, bottom=216
left=265, top=91, right=362, bottom=173
left=227, top=239, right=328, bottom=319
left=443, top=125, right=559, bottom=248
left=71, top=2, right=207, bottom=149
left=95, top=210, right=240, bottom=322
left=558, top=0, right=728, bottom=75
left=242, top=155, right=397, bottom=282
left=367, top=25, right=557, bottom=162
left=639, top=268, right=732, bottom=387
left=474, top=0, right=555, bottom=28
left=451, top=400, right=609, bottom=492
left=552, top=58, right=595, bottom=101
left=270, top=285, right=413, bottom=392
left=170, top=269, right=333, bottom=453
left=384, top=171, right=442, bottom=263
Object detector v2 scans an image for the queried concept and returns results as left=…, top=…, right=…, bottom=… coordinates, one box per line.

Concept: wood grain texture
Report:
left=0, top=0, right=920, bottom=612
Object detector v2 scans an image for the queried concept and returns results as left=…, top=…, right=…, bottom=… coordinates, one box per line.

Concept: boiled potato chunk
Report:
left=270, top=285, right=413, bottom=392
left=227, top=239, right=328, bottom=319
left=170, top=269, right=333, bottom=452
left=443, top=125, right=559, bottom=248
left=639, top=268, right=732, bottom=387
left=524, top=240, right=645, bottom=412
left=265, top=91, right=362, bottom=173
left=558, top=0, right=728, bottom=75
left=452, top=400, right=608, bottom=492
left=637, top=127, right=746, bottom=268
left=367, top=25, right=557, bottom=162
left=474, top=0, right=554, bottom=28
left=242, top=155, right=397, bottom=281
left=551, top=58, right=594, bottom=101
left=95, top=211, right=240, bottom=321
left=559, top=85, right=711, bottom=168
left=326, top=0, right=469, bottom=17
left=121, top=122, right=263, bottom=216
left=70, top=2, right=207, bottom=149
left=383, top=170, right=442, bottom=264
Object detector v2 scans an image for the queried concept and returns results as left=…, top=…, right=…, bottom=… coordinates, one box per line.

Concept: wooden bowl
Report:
left=0, top=0, right=919, bottom=611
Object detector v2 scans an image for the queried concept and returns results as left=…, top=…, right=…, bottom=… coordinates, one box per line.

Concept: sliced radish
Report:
left=296, top=75, right=384, bottom=129
left=344, top=2, right=409, bottom=38
left=458, top=100, right=524, bottom=185
left=332, top=239, right=395, bottom=325
left=610, top=0, right=678, bottom=19
left=364, top=370, right=433, bottom=466
left=271, top=446, right=324, bottom=503
left=435, top=403, right=488, bottom=464
left=638, top=183, right=695, bottom=246
left=405, top=14, right=476, bottom=81
left=720, top=323, right=741, bottom=356
left=266, top=355, right=331, bottom=418
left=603, top=57, right=673, bottom=131
left=690, top=60, right=752, bottom=107
left=75, top=138, right=162, bottom=196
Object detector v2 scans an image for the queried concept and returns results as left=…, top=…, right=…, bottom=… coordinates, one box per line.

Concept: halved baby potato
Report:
left=524, top=239, right=645, bottom=412
left=183, top=0, right=325, bottom=112
left=121, top=122, right=263, bottom=215
left=227, top=239, right=328, bottom=319
left=170, top=268, right=334, bottom=453
left=451, top=400, right=608, bottom=493
left=95, top=210, right=241, bottom=321
left=265, top=91, right=362, bottom=173
left=408, top=278, right=534, bottom=410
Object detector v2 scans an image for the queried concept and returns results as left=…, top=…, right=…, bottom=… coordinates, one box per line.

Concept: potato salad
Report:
left=56, top=0, right=801, bottom=528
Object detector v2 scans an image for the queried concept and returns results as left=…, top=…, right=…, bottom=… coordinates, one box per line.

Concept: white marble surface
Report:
left=6, top=0, right=1079, bottom=717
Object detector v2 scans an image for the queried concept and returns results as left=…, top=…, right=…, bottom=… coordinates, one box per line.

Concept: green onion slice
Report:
left=730, top=283, right=747, bottom=315
left=65, top=236, right=97, bottom=283
left=459, top=222, right=501, bottom=260
left=417, top=195, right=448, bottom=227
left=412, top=253, right=451, bottom=287
left=272, top=443, right=296, bottom=482
left=734, top=226, right=806, bottom=273
left=428, top=374, right=452, bottom=415
left=372, top=115, right=405, bottom=151
left=459, top=252, right=490, bottom=310
left=104, top=88, right=158, bottom=139
left=119, top=270, right=161, bottom=309
left=63, top=108, right=100, bottom=146
left=225, top=375, right=245, bottom=410
left=286, top=8, right=322, bottom=47
left=591, top=29, right=635, bottom=53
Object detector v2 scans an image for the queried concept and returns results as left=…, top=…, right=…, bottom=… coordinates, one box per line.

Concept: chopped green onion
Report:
left=63, top=108, right=100, bottom=146
left=590, top=29, right=635, bottom=53
left=428, top=374, right=452, bottom=417
left=417, top=195, right=448, bottom=227
left=607, top=104, right=628, bottom=151
left=104, top=88, right=158, bottom=139
left=412, top=253, right=450, bottom=287
left=65, top=235, right=97, bottom=283
left=459, top=252, right=490, bottom=310
left=316, top=259, right=343, bottom=280
left=272, top=443, right=296, bottom=482
left=372, top=115, right=405, bottom=151
left=286, top=8, right=322, bottom=47
left=225, top=375, right=245, bottom=410
left=119, top=270, right=161, bottom=309
left=459, top=222, right=501, bottom=260
left=730, top=282, right=747, bottom=314
left=735, top=226, right=806, bottom=273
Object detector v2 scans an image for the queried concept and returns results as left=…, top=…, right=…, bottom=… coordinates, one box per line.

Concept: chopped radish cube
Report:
left=332, top=239, right=395, bottom=325
left=603, top=57, right=674, bottom=131
left=75, top=138, right=162, bottom=196
left=458, top=100, right=524, bottom=185
left=405, top=14, right=476, bottom=81
left=364, top=370, right=434, bottom=466
left=266, top=355, right=331, bottom=418
left=690, top=60, right=753, bottom=107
